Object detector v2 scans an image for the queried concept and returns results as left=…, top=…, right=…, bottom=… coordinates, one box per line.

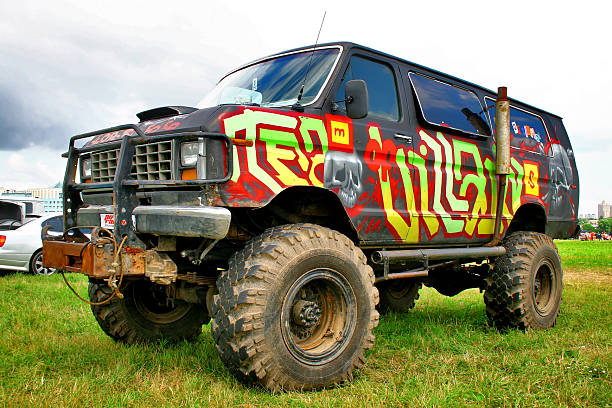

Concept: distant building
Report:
left=598, top=200, right=611, bottom=219
left=27, top=187, right=61, bottom=200
left=1, top=187, right=63, bottom=213
left=42, top=197, right=63, bottom=213
left=26, top=187, right=63, bottom=212
left=580, top=213, right=597, bottom=219
left=1, top=189, right=31, bottom=196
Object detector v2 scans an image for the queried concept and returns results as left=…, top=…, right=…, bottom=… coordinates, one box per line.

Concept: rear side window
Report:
left=486, top=97, right=550, bottom=155
left=335, top=56, right=400, bottom=121
left=409, top=73, right=491, bottom=136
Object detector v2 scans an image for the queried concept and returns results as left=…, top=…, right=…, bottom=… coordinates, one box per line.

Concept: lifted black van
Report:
left=44, top=42, right=578, bottom=391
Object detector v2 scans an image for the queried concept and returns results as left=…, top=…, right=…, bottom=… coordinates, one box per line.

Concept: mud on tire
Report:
left=484, top=231, right=563, bottom=330
left=89, top=280, right=210, bottom=344
left=376, top=279, right=421, bottom=314
left=211, top=224, right=379, bottom=391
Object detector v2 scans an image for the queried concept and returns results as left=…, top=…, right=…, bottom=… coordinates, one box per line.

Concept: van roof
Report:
left=238, top=41, right=562, bottom=119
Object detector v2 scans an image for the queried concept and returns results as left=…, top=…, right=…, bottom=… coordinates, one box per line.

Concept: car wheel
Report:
left=376, top=279, right=422, bottom=313
left=88, top=280, right=210, bottom=344
left=30, top=250, right=56, bottom=276
left=211, top=223, right=379, bottom=391
left=484, top=231, right=563, bottom=330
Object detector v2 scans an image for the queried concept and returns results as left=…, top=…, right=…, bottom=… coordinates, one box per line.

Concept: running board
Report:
left=371, top=246, right=506, bottom=283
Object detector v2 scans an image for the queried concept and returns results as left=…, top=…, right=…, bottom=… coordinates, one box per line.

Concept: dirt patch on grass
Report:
left=564, top=268, right=612, bottom=285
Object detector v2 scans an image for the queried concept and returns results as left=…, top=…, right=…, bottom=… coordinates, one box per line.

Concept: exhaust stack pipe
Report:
left=485, top=87, right=511, bottom=247
left=495, top=87, right=511, bottom=175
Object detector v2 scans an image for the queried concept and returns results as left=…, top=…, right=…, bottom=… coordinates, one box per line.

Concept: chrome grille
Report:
left=90, top=141, right=173, bottom=182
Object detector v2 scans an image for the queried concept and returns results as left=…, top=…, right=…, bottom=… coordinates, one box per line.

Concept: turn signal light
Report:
left=0, top=235, right=5, bottom=247
left=181, top=168, right=197, bottom=180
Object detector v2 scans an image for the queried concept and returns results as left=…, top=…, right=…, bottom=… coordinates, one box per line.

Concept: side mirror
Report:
left=345, top=79, right=368, bottom=119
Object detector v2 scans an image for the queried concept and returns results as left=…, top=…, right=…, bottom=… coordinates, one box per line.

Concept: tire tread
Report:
left=211, top=223, right=379, bottom=391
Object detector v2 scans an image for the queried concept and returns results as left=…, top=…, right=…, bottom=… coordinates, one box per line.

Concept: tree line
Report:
left=579, top=218, right=612, bottom=233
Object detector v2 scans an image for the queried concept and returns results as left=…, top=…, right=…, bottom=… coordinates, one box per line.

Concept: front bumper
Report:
left=43, top=205, right=230, bottom=281
left=79, top=205, right=231, bottom=239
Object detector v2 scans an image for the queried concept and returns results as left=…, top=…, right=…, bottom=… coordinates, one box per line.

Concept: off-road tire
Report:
left=376, top=279, right=421, bottom=313
left=484, top=231, right=563, bottom=330
left=211, top=224, right=379, bottom=391
left=89, top=280, right=210, bottom=344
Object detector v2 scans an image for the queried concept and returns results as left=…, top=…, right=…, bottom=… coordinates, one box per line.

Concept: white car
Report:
left=0, top=213, right=63, bottom=275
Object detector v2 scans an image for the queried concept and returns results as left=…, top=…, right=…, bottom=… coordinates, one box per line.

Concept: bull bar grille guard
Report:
left=61, top=124, right=234, bottom=249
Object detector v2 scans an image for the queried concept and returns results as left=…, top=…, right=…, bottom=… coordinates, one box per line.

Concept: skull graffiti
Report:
left=544, top=143, right=575, bottom=216
left=323, top=151, right=363, bottom=208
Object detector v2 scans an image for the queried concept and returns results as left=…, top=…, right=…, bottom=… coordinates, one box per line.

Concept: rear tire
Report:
left=89, top=280, right=210, bottom=344
left=484, top=231, right=563, bottom=330
left=376, top=279, right=421, bottom=313
left=211, top=224, right=379, bottom=391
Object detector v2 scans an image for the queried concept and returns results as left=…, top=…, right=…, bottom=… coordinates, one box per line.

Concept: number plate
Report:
left=100, top=214, right=115, bottom=229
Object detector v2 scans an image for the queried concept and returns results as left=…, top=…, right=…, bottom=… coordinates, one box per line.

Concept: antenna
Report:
left=293, top=11, right=326, bottom=111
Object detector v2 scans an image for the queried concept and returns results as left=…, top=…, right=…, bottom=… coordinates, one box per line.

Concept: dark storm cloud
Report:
left=0, top=87, right=71, bottom=150
left=0, top=5, right=229, bottom=154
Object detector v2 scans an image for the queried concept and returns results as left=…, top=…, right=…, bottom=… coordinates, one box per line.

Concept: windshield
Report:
left=197, top=48, right=340, bottom=109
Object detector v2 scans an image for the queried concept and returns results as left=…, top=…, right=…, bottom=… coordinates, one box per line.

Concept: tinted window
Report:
left=409, top=73, right=490, bottom=136
left=486, top=98, right=550, bottom=155
left=42, top=216, right=63, bottom=232
left=336, top=56, right=399, bottom=121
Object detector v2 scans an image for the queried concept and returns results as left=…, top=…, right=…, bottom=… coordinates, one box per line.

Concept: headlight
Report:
left=181, top=142, right=199, bottom=167
left=80, top=156, right=92, bottom=179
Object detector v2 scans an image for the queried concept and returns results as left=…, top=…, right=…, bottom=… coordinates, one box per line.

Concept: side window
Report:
left=409, top=73, right=491, bottom=136
left=335, top=56, right=400, bottom=121
left=42, top=216, right=63, bottom=232
left=486, top=98, right=550, bottom=155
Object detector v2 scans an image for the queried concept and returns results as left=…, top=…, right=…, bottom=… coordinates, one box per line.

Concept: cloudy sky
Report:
left=0, top=0, right=609, bottom=214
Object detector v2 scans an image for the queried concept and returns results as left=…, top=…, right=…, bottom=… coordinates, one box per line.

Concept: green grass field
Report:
left=0, top=241, right=610, bottom=407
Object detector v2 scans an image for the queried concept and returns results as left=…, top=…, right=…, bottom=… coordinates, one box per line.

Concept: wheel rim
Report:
left=132, top=281, right=191, bottom=324
left=34, top=253, right=56, bottom=276
left=533, top=261, right=555, bottom=315
left=280, top=268, right=356, bottom=366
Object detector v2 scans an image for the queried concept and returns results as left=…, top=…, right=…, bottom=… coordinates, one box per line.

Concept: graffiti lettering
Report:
left=362, top=128, right=529, bottom=242
left=220, top=108, right=329, bottom=202
left=218, top=107, right=538, bottom=244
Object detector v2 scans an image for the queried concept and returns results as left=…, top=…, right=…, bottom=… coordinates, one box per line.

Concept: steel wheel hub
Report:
left=281, top=268, right=357, bottom=366
left=292, top=300, right=322, bottom=327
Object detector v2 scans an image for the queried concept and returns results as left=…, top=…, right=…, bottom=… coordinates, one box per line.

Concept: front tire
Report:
left=211, top=224, right=379, bottom=391
left=484, top=231, right=563, bottom=330
left=89, top=280, right=210, bottom=344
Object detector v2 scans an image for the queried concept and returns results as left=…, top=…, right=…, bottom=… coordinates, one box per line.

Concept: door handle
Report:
left=394, top=133, right=412, bottom=144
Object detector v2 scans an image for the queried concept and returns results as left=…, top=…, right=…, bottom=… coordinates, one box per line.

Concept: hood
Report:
left=136, top=106, right=198, bottom=122
left=81, top=106, right=228, bottom=148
